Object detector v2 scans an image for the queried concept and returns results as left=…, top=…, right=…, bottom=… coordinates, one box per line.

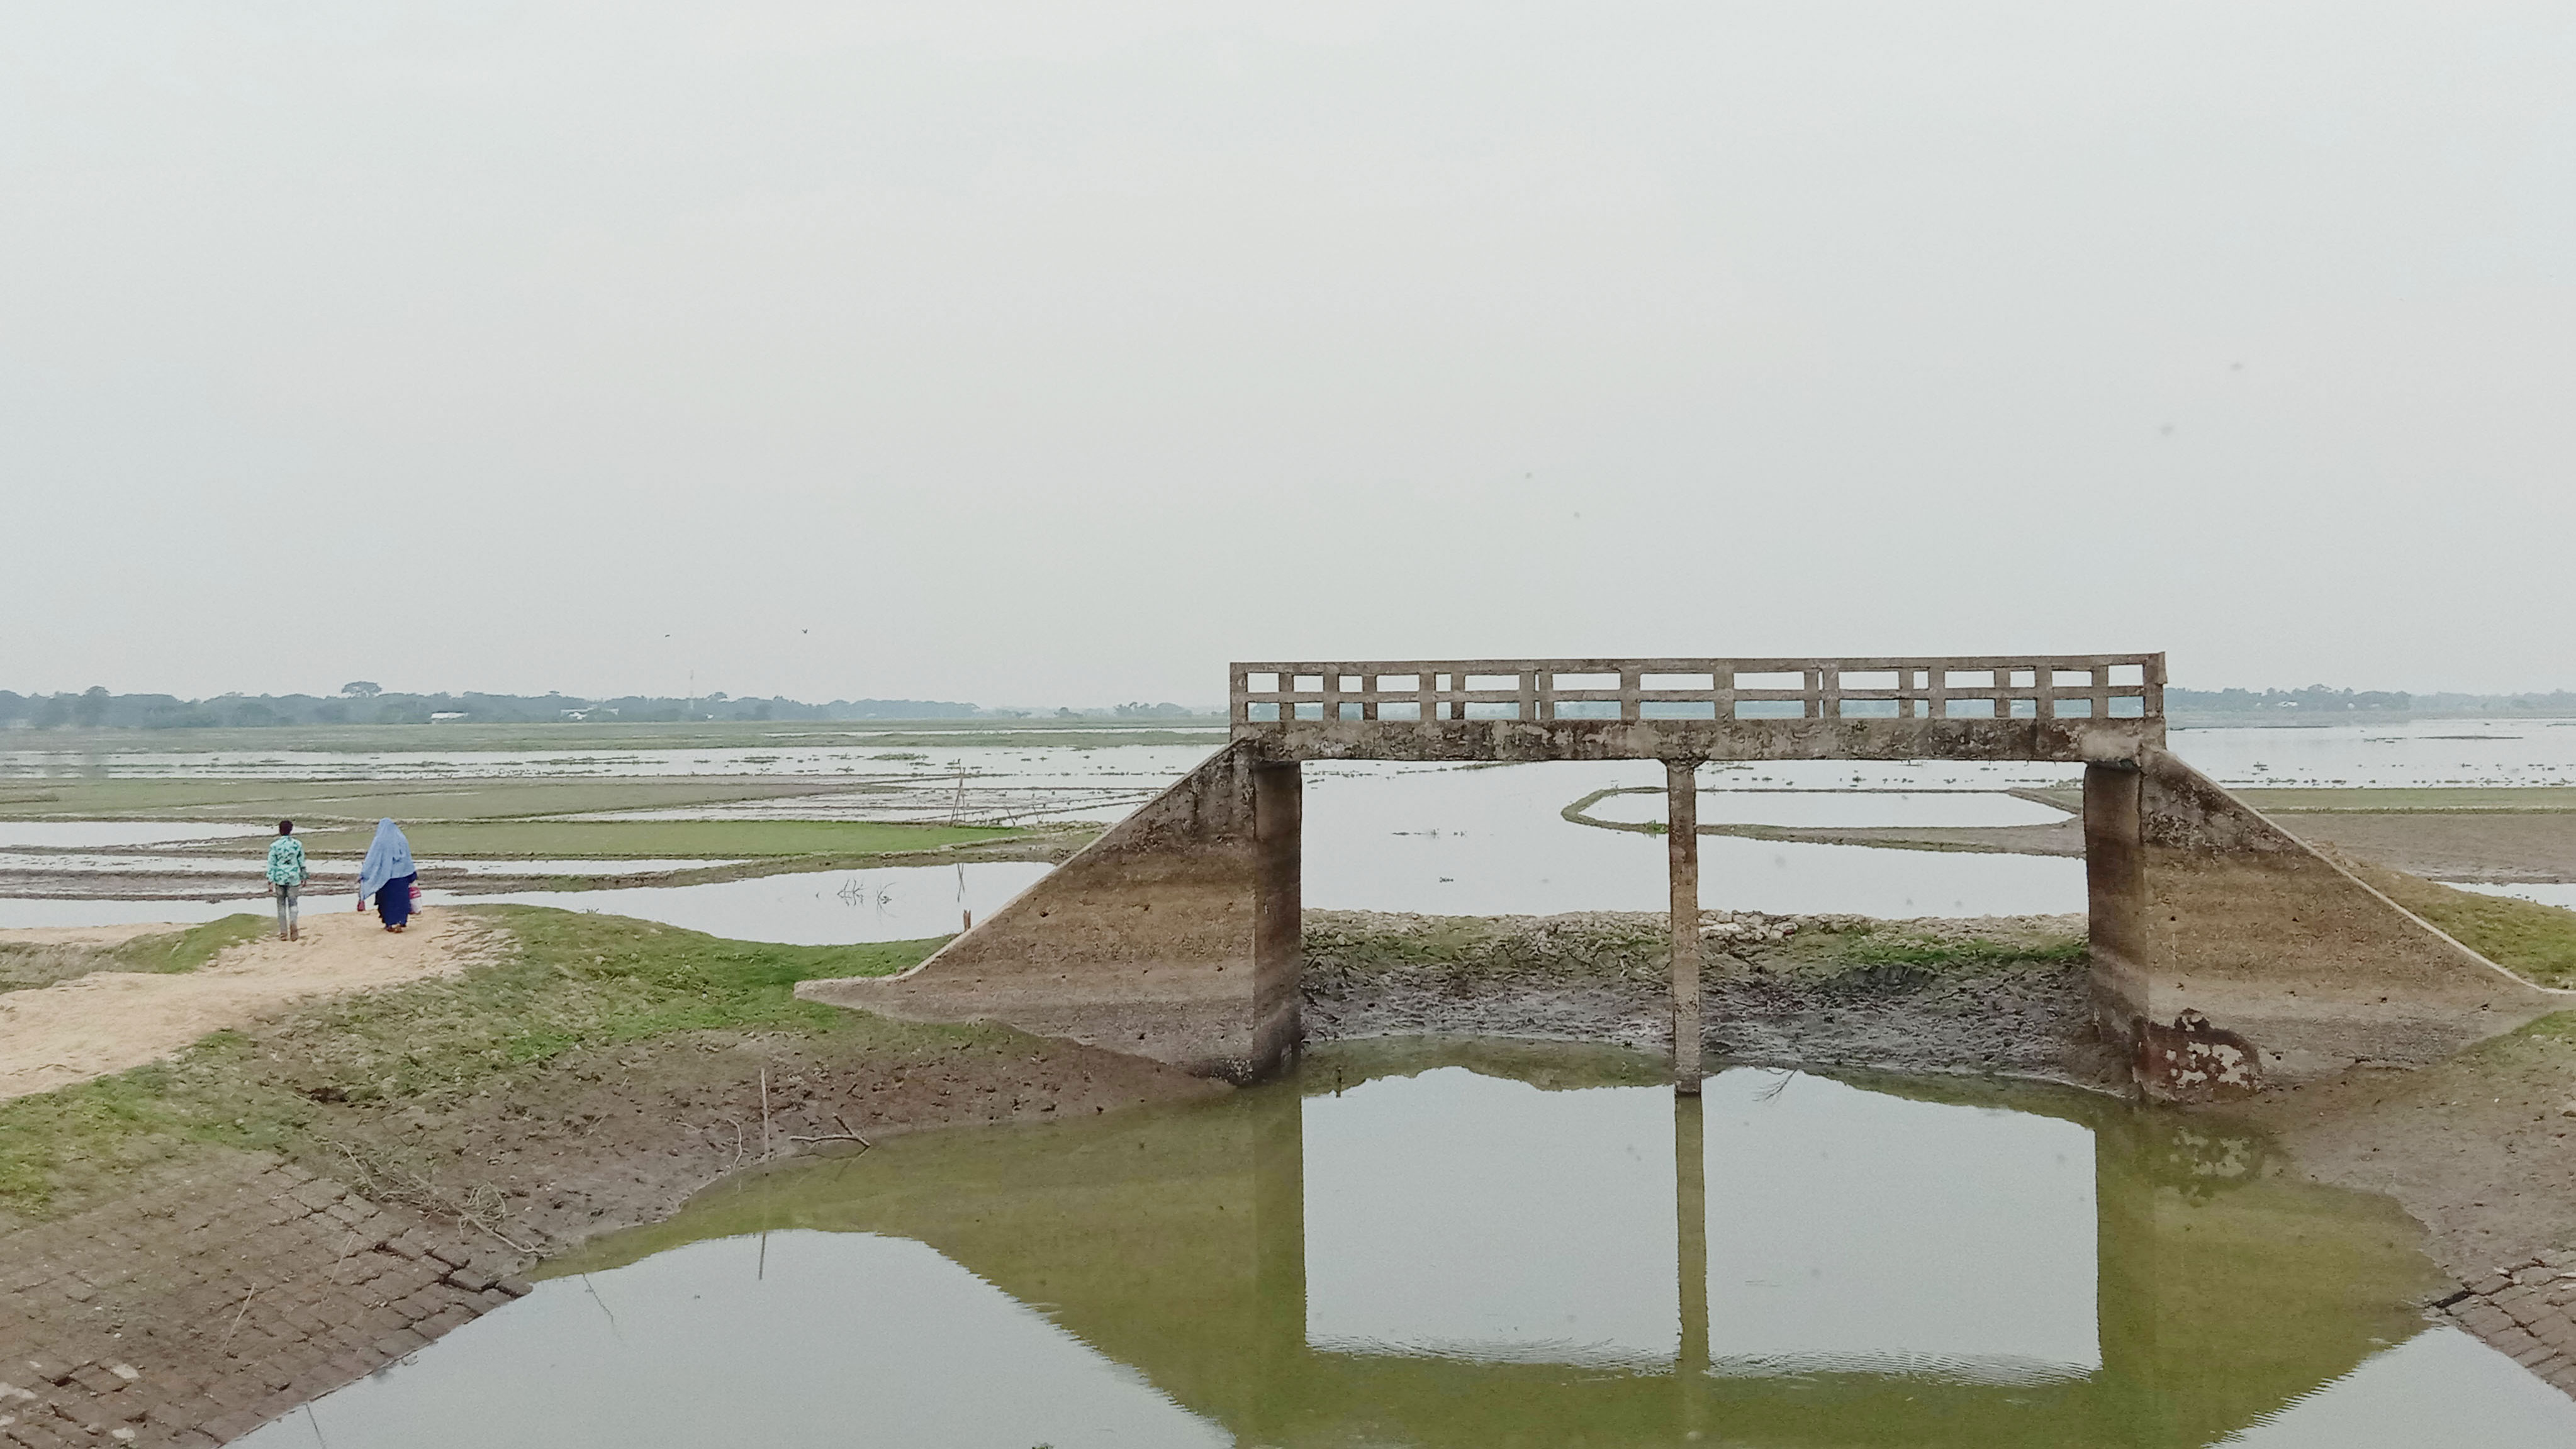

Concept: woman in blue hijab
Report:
left=356, top=819, right=420, bottom=931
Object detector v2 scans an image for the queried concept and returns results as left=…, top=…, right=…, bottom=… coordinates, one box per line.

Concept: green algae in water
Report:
left=247, top=1041, right=2576, bottom=1448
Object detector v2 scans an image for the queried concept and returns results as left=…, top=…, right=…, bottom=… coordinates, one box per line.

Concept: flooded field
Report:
left=1577, top=786, right=2069, bottom=829
left=0, top=862, right=1050, bottom=941
left=1301, top=761, right=2084, bottom=916
left=233, top=1041, right=2576, bottom=1449
left=434, top=862, right=1052, bottom=944
left=2456, top=881, right=2576, bottom=910
left=5, top=720, right=2573, bottom=933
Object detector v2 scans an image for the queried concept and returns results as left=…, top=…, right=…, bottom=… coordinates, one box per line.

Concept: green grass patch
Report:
left=2022, top=785, right=2576, bottom=817
left=2238, top=786, right=2576, bottom=814
left=2359, top=871, right=2576, bottom=989
left=109, top=914, right=271, bottom=973
left=0, top=907, right=946, bottom=1219
left=2524, top=1011, right=2576, bottom=1044
left=291, top=818, right=1025, bottom=859
left=1835, top=930, right=2088, bottom=971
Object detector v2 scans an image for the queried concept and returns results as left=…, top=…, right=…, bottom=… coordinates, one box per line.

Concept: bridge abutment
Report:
left=2090, top=750, right=2566, bottom=1100
left=798, top=740, right=1304, bottom=1081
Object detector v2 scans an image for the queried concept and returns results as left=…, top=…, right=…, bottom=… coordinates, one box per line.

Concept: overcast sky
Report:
left=4, top=3, right=2570, bottom=706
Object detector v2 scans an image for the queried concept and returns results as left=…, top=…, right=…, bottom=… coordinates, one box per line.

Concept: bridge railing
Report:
left=1231, top=656, right=2164, bottom=727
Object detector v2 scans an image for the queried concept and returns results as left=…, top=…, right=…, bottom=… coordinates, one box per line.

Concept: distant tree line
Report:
left=2168, top=686, right=2576, bottom=715
left=2168, top=686, right=2414, bottom=713
left=0, top=686, right=996, bottom=729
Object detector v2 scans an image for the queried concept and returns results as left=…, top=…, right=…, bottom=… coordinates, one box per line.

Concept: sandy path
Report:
left=0, top=908, right=499, bottom=1102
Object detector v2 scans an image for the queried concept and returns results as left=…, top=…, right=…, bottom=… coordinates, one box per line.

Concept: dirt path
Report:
left=0, top=909, right=498, bottom=1102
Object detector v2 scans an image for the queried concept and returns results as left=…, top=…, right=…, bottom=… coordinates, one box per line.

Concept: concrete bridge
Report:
left=803, top=655, right=2568, bottom=1100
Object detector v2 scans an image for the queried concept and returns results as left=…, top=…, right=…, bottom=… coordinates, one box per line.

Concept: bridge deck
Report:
left=1231, top=655, right=2165, bottom=763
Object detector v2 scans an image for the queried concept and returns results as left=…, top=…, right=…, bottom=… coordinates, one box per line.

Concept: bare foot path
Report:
left=0, top=910, right=499, bottom=1103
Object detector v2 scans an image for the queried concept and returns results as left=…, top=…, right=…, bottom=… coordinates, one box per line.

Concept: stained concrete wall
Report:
left=797, top=740, right=1301, bottom=1081
left=2086, top=750, right=2572, bottom=1099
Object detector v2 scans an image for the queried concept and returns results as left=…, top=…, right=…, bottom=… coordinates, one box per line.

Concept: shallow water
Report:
left=1579, top=786, right=2069, bottom=829
left=0, top=854, right=737, bottom=878
left=0, top=863, right=1050, bottom=938
left=2451, top=881, right=2576, bottom=910
left=235, top=1042, right=2574, bottom=1449
left=0, top=822, right=274, bottom=848
left=1302, top=761, right=2083, bottom=917
left=435, top=862, right=1056, bottom=944
left=14, top=719, right=2576, bottom=932
left=2175, top=720, right=2576, bottom=788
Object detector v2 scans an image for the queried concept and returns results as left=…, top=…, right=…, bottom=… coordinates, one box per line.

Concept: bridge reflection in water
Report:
left=260, top=1044, right=2576, bottom=1448
left=490, top=1043, right=2477, bottom=1449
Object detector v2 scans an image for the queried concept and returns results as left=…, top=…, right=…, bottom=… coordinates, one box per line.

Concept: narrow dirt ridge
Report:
left=0, top=910, right=503, bottom=1102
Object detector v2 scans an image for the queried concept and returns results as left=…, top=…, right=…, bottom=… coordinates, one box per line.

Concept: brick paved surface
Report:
left=0, top=1150, right=530, bottom=1448
left=2441, top=1249, right=2576, bottom=1399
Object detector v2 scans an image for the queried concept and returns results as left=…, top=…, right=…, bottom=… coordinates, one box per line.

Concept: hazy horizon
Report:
left=6, top=678, right=2568, bottom=721
left=8, top=4, right=2571, bottom=703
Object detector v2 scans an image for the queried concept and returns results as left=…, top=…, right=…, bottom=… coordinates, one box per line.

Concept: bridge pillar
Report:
left=1667, top=759, right=1703, bottom=1092
left=1252, top=758, right=1304, bottom=1075
left=2082, top=761, right=2150, bottom=1065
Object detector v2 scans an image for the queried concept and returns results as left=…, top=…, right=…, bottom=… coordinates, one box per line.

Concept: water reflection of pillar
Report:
left=1667, top=759, right=1703, bottom=1094
left=2090, top=1112, right=2176, bottom=1448
left=1674, top=1091, right=1709, bottom=1440
left=1250, top=1083, right=1308, bottom=1442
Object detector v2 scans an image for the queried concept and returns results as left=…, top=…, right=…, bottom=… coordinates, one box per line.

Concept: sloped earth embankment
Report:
left=0, top=907, right=1220, bottom=1447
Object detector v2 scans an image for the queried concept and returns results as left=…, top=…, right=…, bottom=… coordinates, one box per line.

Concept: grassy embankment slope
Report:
left=0, top=907, right=956, bottom=1224
left=0, top=915, right=271, bottom=993
left=2338, top=863, right=2576, bottom=991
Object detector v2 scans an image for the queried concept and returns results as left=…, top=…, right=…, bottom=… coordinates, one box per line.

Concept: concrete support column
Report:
left=1252, top=760, right=1304, bottom=1077
left=1667, top=759, right=1703, bottom=1093
left=2083, top=761, right=2148, bottom=1065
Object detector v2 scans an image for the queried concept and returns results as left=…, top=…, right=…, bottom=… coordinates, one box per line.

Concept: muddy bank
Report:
left=2234, top=1017, right=2576, bottom=1395
left=1302, top=908, right=2118, bottom=1087
left=0, top=909, right=1219, bottom=1446
left=0, top=1024, right=1218, bottom=1446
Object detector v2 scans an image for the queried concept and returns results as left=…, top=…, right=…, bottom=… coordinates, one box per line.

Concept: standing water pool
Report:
left=237, top=1041, right=2575, bottom=1449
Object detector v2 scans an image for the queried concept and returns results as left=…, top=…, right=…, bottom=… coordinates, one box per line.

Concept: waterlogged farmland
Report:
left=9, top=719, right=2576, bottom=933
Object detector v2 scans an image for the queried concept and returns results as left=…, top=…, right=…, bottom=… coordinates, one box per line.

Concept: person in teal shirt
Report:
left=266, top=819, right=309, bottom=941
